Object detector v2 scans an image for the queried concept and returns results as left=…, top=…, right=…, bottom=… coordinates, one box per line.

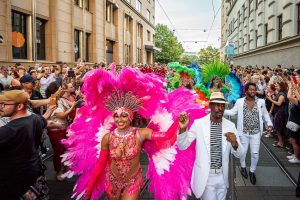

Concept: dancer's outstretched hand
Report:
left=178, top=111, right=190, bottom=134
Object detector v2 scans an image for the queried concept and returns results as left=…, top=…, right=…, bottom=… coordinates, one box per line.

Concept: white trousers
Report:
left=239, top=133, right=261, bottom=172
left=201, top=173, right=227, bottom=200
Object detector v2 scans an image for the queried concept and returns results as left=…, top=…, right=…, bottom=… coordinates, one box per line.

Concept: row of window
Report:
left=228, top=4, right=300, bottom=41
left=12, top=11, right=46, bottom=60
left=125, top=0, right=154, bottom=23
left=11, top=9, right=153, bottom=62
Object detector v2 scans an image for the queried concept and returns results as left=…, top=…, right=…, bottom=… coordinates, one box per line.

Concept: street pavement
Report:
left=234, top=136, right=299, bottom=200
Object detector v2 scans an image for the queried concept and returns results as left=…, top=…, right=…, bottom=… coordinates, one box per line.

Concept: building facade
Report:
left=221, top=0, right=300, bottom=67
left=0, top=0, right=156, bottom=65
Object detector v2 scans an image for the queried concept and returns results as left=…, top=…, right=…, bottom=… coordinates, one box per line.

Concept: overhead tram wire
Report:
left=211, top=0, right=216, bottom=17
left=205, top=4, right=222, bottom=46
left=156, top=0, right=191, bottom=51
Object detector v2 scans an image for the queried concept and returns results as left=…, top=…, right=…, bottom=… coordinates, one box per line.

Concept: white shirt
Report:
left=0, top=74, right=13, bottom=87
left=40, top=73, right=56, bottom=98
left=0, top=117, right=10, bottom=127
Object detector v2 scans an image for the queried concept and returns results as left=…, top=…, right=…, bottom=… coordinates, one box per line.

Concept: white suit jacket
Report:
left=177, top=114, right=244, bottom=198
left=224, top=97, right=273, bottom=136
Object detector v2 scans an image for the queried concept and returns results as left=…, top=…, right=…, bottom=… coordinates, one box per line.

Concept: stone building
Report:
left=0, top=0, right=156, bottom=65
left=221, top=0, right=300, bottom=67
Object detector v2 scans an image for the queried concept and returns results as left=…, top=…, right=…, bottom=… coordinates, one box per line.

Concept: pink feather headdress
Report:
left=105, top=90, right=143, bottom=121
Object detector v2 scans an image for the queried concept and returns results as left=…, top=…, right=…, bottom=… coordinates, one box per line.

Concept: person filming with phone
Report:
left=45, top=82, right=78, bottom=181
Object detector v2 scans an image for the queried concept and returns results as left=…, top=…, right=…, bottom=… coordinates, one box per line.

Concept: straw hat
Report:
left=209, top=92, right=228, bottom=104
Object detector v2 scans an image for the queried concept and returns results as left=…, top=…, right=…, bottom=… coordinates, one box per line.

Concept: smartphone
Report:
left=50, top=95, right=57, bottom=106
left=67, top=70, right=75, bottom=78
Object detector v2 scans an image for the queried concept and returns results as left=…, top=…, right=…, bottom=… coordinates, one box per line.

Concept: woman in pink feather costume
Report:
left=62, top=65, right=207, bottom=200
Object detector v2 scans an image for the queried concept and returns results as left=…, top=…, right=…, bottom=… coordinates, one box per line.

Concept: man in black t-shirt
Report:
left=0, top=90, right=48, bottom=199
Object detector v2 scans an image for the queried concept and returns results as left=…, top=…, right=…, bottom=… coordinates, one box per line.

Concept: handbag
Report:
left=286, top=121, right=300, bottom=132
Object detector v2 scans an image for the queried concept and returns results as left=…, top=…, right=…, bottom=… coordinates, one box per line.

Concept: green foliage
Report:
left=154, top=24, right=184, bottom=64
left=202, top=60, right=230, bottom=83
left=180, top=54, right=200, bottom=65
left=198, top=46, right=220, bottom=65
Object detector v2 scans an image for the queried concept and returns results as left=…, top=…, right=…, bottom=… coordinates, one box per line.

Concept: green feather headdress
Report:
left=201, top=61, right=230, bottom=83
left=168, top=62, right=195, bottom=78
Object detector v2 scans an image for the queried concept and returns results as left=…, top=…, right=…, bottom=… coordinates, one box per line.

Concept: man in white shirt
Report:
left=224, top=82, right=272, bottom=185
left=0, top=66, right=14, bottom=88
left=39, top=66, right=56, bottom=98
left=177, top=92, right=244, bottom=200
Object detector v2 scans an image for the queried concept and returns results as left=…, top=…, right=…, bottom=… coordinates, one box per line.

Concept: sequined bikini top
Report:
left=109, top=128, right=142, bottom=161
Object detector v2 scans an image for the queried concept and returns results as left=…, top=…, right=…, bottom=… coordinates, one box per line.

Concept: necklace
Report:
left=114, top=127, right=132, bottom=137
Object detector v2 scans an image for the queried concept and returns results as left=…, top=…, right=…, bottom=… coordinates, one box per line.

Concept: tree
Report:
left=198, top=46, right=220, bottom=64
left=180, top=54, right=200, bottom=65
left=154, top=24, right=184, bottom=64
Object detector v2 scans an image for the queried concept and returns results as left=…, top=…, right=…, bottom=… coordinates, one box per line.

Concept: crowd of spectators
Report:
left=231, top=64, right=300, bottom=164
left=1, top=60, right=299, bottom=198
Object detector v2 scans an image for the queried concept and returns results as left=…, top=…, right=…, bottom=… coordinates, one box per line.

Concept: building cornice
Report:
left=234, top=35, right=300, bottom=59
left=227, top=0, right=238, bottom=17
left=121, top=0, right=155, bottom=29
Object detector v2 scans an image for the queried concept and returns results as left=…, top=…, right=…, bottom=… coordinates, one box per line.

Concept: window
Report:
left=124, top=44, right=130, bottom=64
left=136, top=0, right=142, bottom=12
left=265, top=23, right=268, bottom=45
left=137, top=48, right=142, bottom=63
left=256, top=0, right=258, bottom=10
left=146, top=9, right=150, bottom=21
left=36, top=18, right=46, bottom=60
left=255, top=30, right=258, bottom=48
left=85, top=33, right=90, bottom=62
left=278, top=15, right=283, bottom=40
left=147, top=30, right=151, bottom=41
left=74, top=0, right=80, bottom=6
left=248, top=34, right=250, bottom=50
left=297, top=4, right=300, bottom=34
left=11, top=11, right=27, bottom=59
left=85, top=0, right=89, bottom=11
left=106, top=2, right=112, bottom=22
left=125, top=15, right=130, bottom=32
left=137, top=24, right=143, bottom=38
left=74, top=30, right=80, bottom=61
left=242, top=4, right=245, bottom=19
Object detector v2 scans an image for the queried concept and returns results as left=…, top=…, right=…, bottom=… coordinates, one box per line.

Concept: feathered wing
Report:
left=225, top=72, right=244, bottom=104
left=62, top=68, right=168, bottom=200
left=62, top=69, right=118, bottom=200
left=144, top=89, right=207, bottom=200
left=187, top=64, right=203, bottom=85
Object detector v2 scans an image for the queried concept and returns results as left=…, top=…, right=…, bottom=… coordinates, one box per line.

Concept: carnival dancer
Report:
left=62, top=65, right=207, bottom=200
left=177, top=92, right=244, bottom=200
left=224, top=82, right=273, bottom=185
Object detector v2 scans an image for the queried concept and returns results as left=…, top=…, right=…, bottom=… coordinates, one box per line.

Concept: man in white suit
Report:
left=224, top=82, right=273, bottom=185
left=177, top=92, right=244, bottom=200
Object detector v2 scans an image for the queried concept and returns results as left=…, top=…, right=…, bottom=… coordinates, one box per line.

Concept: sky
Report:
left=155, top=0, right=222, bottom=53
